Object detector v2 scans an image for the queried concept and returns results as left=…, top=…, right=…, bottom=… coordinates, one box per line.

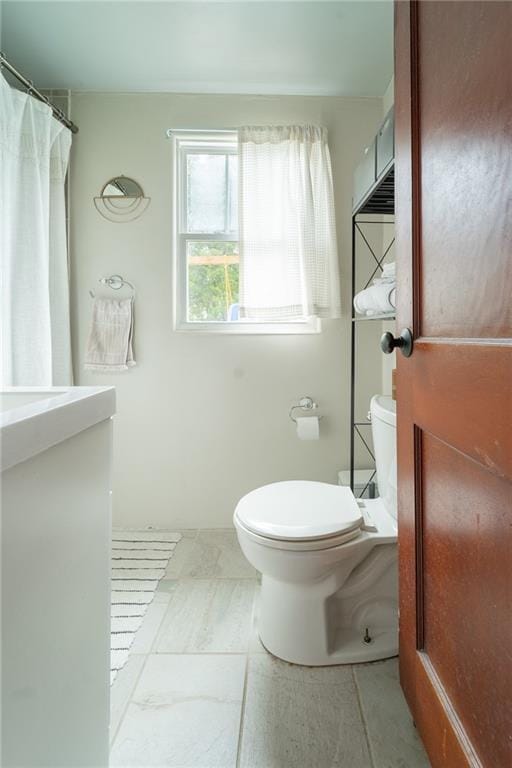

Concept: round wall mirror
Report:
left=94, top=175, right=150, bottom=222
left=101, top=176, right=144, bottom=198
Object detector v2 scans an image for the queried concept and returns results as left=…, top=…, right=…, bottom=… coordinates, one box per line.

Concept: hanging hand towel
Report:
left=84, top=297, right=135, bottom=371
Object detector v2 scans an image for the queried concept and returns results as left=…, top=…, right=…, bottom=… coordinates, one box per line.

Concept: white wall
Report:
left=69, top=93, right=384, bottom=528
left=382, top=77, right=394, bottom=117
left=381, top=78, right=396, bottom=396
left=380, top=228, right=396, bottom=398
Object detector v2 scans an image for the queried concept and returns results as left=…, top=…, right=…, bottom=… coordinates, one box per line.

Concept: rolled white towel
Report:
left=354, top=284, right=396, bottom=315
left=382, top=261, right=395, bottom=277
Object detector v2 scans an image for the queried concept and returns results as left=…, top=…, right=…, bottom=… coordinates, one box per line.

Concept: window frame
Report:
left=171, top=130, right=321, bottom=334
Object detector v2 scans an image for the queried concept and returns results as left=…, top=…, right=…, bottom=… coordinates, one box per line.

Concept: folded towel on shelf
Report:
left=354, top=284, right=396, bottom=316
left=370, top=264, right=395, bottom=286
left=84, top=297, right=136, bottom=371
left=381, top=261, right=395, bottom=277
left=365, top=306, right=396, bottom=317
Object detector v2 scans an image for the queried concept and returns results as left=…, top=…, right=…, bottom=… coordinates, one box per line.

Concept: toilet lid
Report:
left=234, top=481, right=364, bottom=541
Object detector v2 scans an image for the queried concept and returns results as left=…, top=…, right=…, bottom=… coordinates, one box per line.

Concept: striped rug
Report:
left=111, top=530, right=182, bottom=683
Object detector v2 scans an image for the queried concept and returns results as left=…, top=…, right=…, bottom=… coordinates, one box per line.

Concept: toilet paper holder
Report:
left=289, top=396, right=322, bottom=423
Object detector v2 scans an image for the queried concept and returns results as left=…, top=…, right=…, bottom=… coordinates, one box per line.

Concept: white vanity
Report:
left=0, top=387, right=115, bottom=768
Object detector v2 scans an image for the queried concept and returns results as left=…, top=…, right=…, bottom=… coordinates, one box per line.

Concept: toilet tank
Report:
left=370, top=395, right=397, bottom=518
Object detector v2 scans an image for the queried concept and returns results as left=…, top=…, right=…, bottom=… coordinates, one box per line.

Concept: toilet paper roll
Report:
left=296, top=416, right=320, bottom=441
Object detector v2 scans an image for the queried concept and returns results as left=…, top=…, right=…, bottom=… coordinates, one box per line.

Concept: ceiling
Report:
left=1, top=1, right=393, bottom=97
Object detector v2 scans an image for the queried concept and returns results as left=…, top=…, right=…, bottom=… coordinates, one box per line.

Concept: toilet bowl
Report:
left=234, top=394, right=398, bottom=666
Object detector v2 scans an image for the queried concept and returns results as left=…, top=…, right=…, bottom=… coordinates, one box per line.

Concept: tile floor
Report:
left=110, top=529, right=430, bottom=768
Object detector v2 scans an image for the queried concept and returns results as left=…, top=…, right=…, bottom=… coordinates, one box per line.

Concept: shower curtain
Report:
left=0, top=73, right=72, bottom=386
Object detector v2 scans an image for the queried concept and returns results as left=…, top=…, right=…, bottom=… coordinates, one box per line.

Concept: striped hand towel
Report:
left=84, top=297, right=135, bottom=371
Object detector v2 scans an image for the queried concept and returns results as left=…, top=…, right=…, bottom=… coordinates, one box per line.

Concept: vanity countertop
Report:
left=0, top=386, right=116, bottom=472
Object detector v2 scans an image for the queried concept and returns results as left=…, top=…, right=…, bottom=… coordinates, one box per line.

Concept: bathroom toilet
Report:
left=234, top=394, right=398, bottom=666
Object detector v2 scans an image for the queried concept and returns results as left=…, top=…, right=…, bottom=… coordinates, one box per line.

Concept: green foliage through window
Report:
left=187, top=241, right=239, bottom=322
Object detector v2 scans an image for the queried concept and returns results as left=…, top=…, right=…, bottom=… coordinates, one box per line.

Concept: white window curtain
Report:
left=238, top=125, right=341, bottom=321
left=0, top=73, right=72, bottom=386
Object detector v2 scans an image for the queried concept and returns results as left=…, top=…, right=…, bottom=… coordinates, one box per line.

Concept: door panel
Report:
left=395, top=2, right=512, bottom=767
left=418, top=2, right=512, bottom=339
left=421, top=430, right=511, bottom=768
left=412, top=342, right=511, bottom=477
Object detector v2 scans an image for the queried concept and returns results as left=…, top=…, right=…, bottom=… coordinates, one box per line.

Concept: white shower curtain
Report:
left=238, top=125, right=341, bottom=321
left=0, top=73, right=72, bottom=386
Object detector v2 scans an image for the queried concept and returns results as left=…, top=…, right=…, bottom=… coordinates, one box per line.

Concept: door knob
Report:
left=380, top=328, right=413, bottom=358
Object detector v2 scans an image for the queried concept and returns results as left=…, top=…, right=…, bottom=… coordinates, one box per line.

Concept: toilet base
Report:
left=257, top=543, right=398, bottom=666
left=259, top=625, right=398, bottom=666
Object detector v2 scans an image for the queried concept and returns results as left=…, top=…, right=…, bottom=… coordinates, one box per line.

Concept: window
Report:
left=172, top=131, right=321, bottom=333
left=177, top=135, right=239, bottom=325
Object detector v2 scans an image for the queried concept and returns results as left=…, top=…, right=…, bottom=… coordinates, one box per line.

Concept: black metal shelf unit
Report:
left=350, top=162, right=395, bottom=497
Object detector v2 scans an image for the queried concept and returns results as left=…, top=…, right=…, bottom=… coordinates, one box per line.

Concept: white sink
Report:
left=0, top=390, right=60, bottom=412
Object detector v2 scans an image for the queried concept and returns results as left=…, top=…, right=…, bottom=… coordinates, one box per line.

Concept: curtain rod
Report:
left=0, top=52, right=79, bottom=134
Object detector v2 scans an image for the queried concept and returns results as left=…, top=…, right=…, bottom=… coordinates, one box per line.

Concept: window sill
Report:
left=174, top=318, right=322, bottom=335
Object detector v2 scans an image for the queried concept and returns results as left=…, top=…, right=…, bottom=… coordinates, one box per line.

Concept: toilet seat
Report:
left=234, top=480, right=364, bottom=549
left=234, top=516, right=363, bottom=551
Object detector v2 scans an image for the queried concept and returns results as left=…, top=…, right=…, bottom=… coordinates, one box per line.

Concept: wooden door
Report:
left=394, top=2, right=512, bottom=767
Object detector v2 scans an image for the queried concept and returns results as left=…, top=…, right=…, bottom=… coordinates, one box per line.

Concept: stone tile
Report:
left=196, top=529, right=257, bottom=578
left=110, top=654, right=146, bottom=745
left=156, top=578, right=179, bottom=594
left=165, top=529, right=256, bottom=579
left=130, top=593, right=171, bottom=654
left=110, top=654, right=246, bottom=767
left=239, top=654, right=372, bottom=768
left=177, top=529, right=199, bottom=539
left=354, top=659, right=430, bottom=767
left=154, top=582, right=178, bottom=601
left=249, top=583, right=266, bottom=653
left=163, top=534, right=200, bottom=579
left=155, top=579, right=256, bottom=653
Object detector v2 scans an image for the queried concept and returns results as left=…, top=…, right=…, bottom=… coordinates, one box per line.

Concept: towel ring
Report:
left=89, top=274, right=135, bottom=298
